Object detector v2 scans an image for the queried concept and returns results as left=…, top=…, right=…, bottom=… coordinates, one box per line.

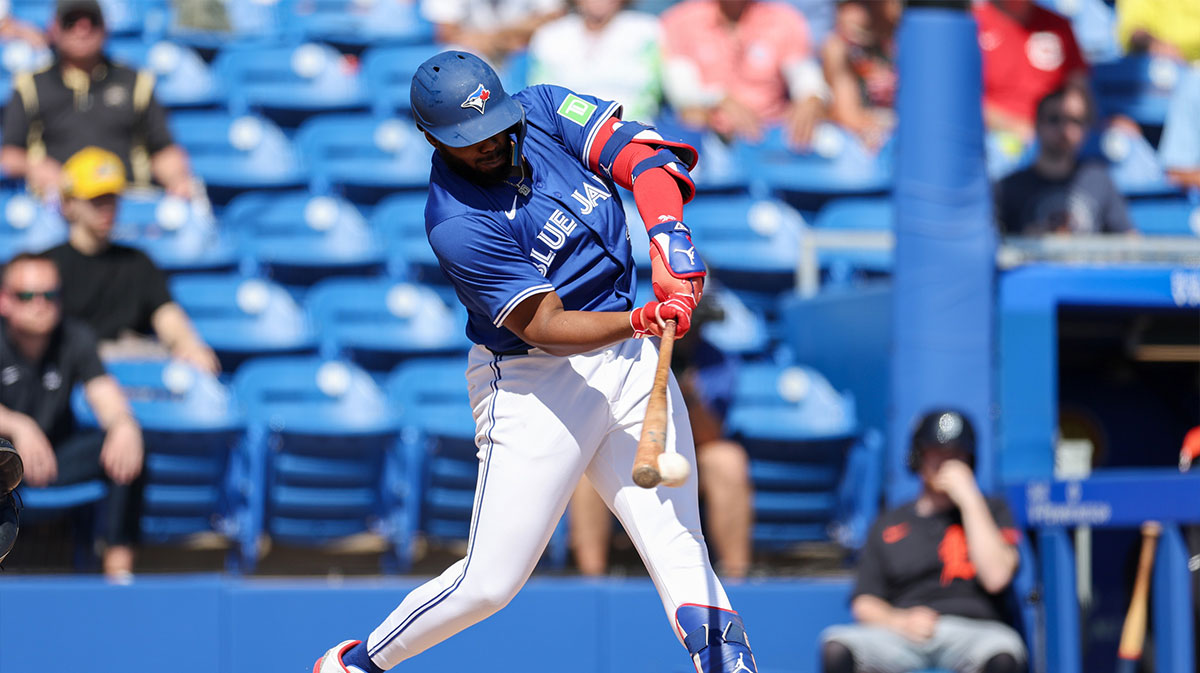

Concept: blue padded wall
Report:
left=889, top=7, right=996, bottom=503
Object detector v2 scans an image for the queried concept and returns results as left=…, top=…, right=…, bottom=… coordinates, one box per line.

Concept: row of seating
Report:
left=18, top=355, right=879, bottom=573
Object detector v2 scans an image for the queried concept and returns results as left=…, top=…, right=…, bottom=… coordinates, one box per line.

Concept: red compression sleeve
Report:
left=588, top=117, right=684, bottom=230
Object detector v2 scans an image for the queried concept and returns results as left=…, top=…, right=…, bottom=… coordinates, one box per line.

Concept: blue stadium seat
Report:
left=112, top=192, right=238, bottom=273
left=0, top=191, right=67, bottom=256
left=75, top=359, right=249, bottom=565
left=741, top=124, right=892, bottom=210
left=233, top=356, right=410, bottom=572
left=812, top=197, right=895, bottom=279
left=294, top=114, right=431, bottom=203
left=286, top=0, right=434, bottom=49
left=1128, top=198, right=1200, bottom=236
left=1091, top=55, right=1183, bottom=129
left=105, top=39, right=224, bottom=108
left=725, top=362, right=882, bottom=550
left=16, top=480, right=110, bottom=569
left=306, top=278, right=471, bottom=372
left=168, top=112, right=308, bottom=204
left=221, top=191, right=385, bottom=286
left=1096, top=127, right=1180, bottom=197
left=362, top=44, right=442, bottom=114
left=0, top=39, right=53, bottom=102
left=387, top=358, right=568, bottom=569
left=215, top=42, right=369, bottom=126
left=169, top=273, right=318, bottom=371
left=683, top=195, right=805, bottom=295
left=371, top=191, right=444, bottom=285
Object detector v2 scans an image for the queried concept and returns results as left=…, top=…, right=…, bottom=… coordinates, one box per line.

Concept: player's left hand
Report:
left=100, top=418, right=143, bottom=486
left=932, top=459, right=980, bottom=506
left=648, top=221, right=705, bottom=305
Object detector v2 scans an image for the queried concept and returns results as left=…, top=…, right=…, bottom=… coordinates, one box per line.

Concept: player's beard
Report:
left=441, top=135, right=515, bottom=185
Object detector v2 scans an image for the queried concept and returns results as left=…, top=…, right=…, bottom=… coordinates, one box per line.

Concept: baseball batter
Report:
left=315, top=51, right=759, bottom=673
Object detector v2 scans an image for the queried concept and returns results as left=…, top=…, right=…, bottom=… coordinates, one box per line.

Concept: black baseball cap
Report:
left=56, top=0, right=105, bottom=27
left=912, top=410, right=976, bottom=454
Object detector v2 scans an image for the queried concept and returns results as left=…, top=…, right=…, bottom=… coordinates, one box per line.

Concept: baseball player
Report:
left=314, top=50, right=759, bottom=673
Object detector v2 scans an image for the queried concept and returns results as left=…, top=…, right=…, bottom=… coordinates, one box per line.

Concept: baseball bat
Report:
left=632, top=319, right=677, bottom=488
left=1115, top=521, right=1162, bottom=673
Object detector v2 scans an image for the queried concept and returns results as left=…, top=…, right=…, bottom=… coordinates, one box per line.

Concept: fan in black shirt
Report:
left=44, top=146, right=219, bottom=374
left=819, top=410, right=1027, bottom=673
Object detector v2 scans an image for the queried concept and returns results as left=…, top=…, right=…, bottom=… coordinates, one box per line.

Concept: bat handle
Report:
left=631, top=320, right=677, bottom=488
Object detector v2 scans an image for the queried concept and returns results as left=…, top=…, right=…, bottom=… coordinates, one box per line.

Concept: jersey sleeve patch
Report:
left=556, top=94, right=598, bottom=127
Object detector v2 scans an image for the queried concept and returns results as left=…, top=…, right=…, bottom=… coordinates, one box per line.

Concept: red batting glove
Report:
left=631, top=296, right=694, bottom=339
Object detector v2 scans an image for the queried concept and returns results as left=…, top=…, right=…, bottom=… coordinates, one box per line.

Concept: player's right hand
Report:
left=891, top=606, right=939, bottom=643
left=631, top=296, right=694, bottom=339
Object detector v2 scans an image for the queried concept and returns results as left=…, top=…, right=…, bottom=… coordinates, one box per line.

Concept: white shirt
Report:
left=421, top=0, right=565, bottom=31
left=527, top=11, right=664, bottom=122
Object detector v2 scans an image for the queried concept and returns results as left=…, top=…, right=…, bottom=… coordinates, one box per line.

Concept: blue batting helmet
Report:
left=410, top=51, right=526, bottom=152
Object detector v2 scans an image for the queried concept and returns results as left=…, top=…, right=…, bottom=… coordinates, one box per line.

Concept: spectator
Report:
left=528, top=0, right=664, bottom=122
left=1158, top=66, right=1200, bottom=192
left=0, top=252, right=143, bottom=579
left=821, top=0, right=900, bottom=150
left=421, top=0, right=566, bottom=70
left=1116, top=0, right=1200, bottom=62
left=660, top=0, right=828, bottom=149
left=571, top=299, right=753, bottom=578
left=44, top=147, right=219, bottom=373
left=975, top=0, right=1089, bottom=143
left=0, top=0, right=195, bottom=200
left=994, top=86, right=1133, bottom=235
left=819, top=410, right=1026, bottom=673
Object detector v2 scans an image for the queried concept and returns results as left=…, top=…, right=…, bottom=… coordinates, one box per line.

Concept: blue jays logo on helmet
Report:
left=461, top=84, right=490, bottom=114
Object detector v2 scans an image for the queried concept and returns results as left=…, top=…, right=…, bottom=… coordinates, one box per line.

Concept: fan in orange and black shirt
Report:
left=819, top=410, right=1028, bottom=673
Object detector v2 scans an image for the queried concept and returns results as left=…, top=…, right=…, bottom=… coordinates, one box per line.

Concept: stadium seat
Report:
left=0, top=191, right=67, bottom=256
left=683, top=195, right=805, bottom=296
left=167, top=112, right=308, bottom=204
left=73, top=359, right=249, bottom=565
left=387, top=358, right=568, bottom=570
left=169, top=273, right=318, bottom=371
left=725, top=362, right=881, bottom=551
left=113, top=192, right=238, bottom=273
left=741, top=124, right=893, bottom=210
left=105, top=39, right=224, bottom=108
left=1091, top=55, right=1182, bottom=129
left=1096, top=127, right=1180, bottom=198
left=1128, top=198, right=1200, bottom=236
left=0, top=38, right=53, bottom=102
left=221, top=191, right=385, bottom=286
left=362, top=44, right=443, bottom=114
left=16, top=480, right=110, bottom=570
left=811, top=197, right=896, bottom=280
left=306, top=278, right=471, bottom=372
left=287, top=0, right=434, bottom=49
left=232, top=356, right=410, bottom=572
left=371, top=191, right=444, bottom=285
left=215, top=42, right=369, bottom=127
left=294, top=114, right=431, bottom=203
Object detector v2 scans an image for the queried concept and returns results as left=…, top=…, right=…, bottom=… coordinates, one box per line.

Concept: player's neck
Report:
left=1034, top=152, right=1077, bottom=180
left=915, top=489, right=954, bottom=516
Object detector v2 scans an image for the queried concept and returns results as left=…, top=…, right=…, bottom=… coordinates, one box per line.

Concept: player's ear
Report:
left=421, top=130, right=439, bottom=150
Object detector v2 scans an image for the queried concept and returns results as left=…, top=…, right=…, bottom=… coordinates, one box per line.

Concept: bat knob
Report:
left=633, top=465, right=662, bottom=489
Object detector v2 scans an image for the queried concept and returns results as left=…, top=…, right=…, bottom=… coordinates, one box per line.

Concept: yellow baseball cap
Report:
left=61, top=147, right=126, bottom=200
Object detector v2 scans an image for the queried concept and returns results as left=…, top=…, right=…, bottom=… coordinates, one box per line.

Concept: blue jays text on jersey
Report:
left=423, top=85, right=636, bottom=353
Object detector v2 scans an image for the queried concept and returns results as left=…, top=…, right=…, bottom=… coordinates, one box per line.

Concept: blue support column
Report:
left=890, top=5, right=995, bottom=503
left=1153, top=524, right=1196, bottom=673
left=1040, top=527, right=1081, bottom=673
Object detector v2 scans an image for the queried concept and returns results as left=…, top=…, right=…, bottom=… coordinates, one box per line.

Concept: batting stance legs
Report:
left=335, top=338, right=753, bottom=672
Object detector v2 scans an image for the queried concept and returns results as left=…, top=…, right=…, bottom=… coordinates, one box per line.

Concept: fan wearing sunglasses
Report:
left=0, top=251, right=144, bottom=579
left=993, top=85, right=1134, bottom=236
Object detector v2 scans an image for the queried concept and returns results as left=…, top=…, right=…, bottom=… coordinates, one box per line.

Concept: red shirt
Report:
left=975, top=1, right=1087, bottom=126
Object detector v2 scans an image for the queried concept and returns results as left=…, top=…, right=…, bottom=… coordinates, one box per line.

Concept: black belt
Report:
left=487, top=346, right=531, bottom=356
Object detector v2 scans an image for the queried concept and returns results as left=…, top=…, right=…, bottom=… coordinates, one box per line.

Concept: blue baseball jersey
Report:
left=424, top=85, right=634, bottom=353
